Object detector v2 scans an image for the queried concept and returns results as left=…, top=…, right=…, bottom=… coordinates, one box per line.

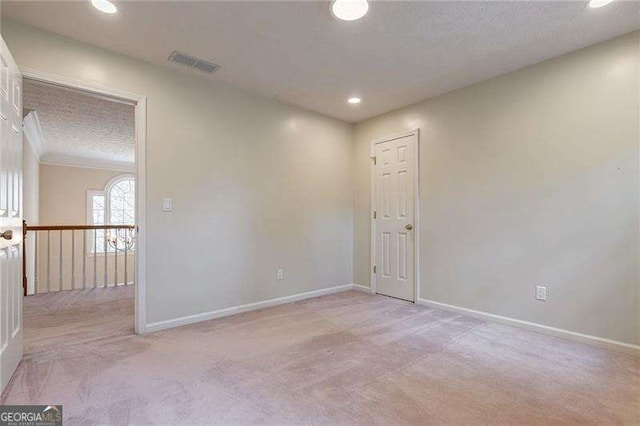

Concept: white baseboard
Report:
left=352, top=284, right=374, bottom=293
left=145, top=284, right=355, bottom=333
left=417, top=298, right=640, bottom=356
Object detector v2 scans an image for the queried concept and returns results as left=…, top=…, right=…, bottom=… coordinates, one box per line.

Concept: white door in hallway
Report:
left=0, top=37, right=23, bottom=393
left=372, top=132, right=417, bottom=302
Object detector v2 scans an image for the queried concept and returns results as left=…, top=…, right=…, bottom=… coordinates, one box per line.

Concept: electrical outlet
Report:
left=276, top=269, right=284, bottom=281
left=535, top=285, right=547, bottom=301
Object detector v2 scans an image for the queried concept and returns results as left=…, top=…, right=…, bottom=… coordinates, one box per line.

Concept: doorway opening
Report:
left=20, top=74, right=146, bottom=356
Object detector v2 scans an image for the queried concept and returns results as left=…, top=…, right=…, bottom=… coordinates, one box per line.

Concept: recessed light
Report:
left=330, top=0, right=369, bottom=21
left=588, top=0, right=614, bottom=8
left=348, top=97, right=361, bottom=104
left=91, top=0, right=117, bottom=14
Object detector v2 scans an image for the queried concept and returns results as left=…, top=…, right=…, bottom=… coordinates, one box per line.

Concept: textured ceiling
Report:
left=23, top=79, right=135, bottom=169
left=4, top=1, right=640, bottom=122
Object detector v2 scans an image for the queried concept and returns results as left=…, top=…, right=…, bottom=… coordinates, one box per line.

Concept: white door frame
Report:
left=20, top=67, right=148, bottom=333
left=370, top=129, right=420, bottom=302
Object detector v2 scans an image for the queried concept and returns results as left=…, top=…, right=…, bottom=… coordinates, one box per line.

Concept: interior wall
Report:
left=39, top=164, right=121, bottom=225
left=2, top=20, right=354, bottom=325
left=22, top=137, right=39, bottom=294
left=353, top=31, right=639, bottom=345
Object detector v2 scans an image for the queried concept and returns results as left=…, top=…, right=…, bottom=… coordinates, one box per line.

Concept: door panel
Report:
left=11, top=246, right=21, bottom=338
left=0, top=249, right=7, bottom=353
left=11, top=78, right=20, bottom=117
left=0, top=36, right=23, bottom=393
left=11, top=117, right=20, bottom=217
left=0, top=116, right=7, bottom=217
left=0, top=51, right=8, bottom=218
left=381, top=232, right=390, bottom=277
left=373, top=133, right=416, bottom=302
left=0, top=53, right=8, bottom=105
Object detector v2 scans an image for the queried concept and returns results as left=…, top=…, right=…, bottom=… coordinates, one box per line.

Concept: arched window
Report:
left=87, top=174, right=135, bottom=253
left=106, top=175, right=135, bottom=226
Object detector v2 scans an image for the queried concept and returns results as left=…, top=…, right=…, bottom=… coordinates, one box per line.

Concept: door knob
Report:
left=405, top=224, right=413, bottom=230
left=1, top=230, right=12, bottom=240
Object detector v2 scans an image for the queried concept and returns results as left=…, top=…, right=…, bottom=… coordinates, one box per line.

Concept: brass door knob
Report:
left=405, top=224, right=413, bottom=230
left=1, top=230, right=12, bottom=240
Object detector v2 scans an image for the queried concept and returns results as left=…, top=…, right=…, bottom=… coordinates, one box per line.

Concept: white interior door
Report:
left=0, top=37, right=23, bottom=393
left=373, top=132, right=417, bottom=302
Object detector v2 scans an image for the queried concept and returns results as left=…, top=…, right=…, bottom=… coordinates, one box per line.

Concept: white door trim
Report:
left=20, top=67, right=148, bottom=334
left=370, top=129, right=420, bottom=302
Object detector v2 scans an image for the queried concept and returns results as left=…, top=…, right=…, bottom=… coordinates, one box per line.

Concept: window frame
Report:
left=86, top=174, right=135, bottom=255
left=86, top=189, right=106, bottom=256
left=104, top=174, right=136, bottom=226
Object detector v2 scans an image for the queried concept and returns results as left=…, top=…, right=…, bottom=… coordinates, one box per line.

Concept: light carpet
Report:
left=1, top=287, right=638, bottom=425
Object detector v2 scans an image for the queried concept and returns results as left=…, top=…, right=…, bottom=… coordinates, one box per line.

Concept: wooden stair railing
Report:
left=22, top=223, right=137, bottom=295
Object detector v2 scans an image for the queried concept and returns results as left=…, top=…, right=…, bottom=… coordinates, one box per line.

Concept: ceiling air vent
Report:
left=168, top=50, right=221, bottom=75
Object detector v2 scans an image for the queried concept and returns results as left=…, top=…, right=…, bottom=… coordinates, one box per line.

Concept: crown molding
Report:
left=22, top=111, right=45, bottom=161
left=40, top=154, right=134, bottom=173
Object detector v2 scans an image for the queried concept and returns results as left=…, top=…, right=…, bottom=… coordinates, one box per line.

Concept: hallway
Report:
left=22, top=286, right=134, bottom=355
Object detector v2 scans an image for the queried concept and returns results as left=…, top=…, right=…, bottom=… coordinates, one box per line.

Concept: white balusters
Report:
left=24, top=225, right=135, bottom=295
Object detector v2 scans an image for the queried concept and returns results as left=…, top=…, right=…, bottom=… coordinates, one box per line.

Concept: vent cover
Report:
left=168, top=50, right=221, bottom=75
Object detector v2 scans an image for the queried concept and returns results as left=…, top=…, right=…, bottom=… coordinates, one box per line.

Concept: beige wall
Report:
left=39, top=164, right=121, bottom=225
left=22, top=138, right=39, bottom=294
left=2, top=20, right=354, bottom=324
left=354, top=32, right=639, bottom=345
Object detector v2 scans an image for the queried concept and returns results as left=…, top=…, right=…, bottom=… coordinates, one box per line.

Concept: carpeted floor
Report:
left=1, top=287, right=638, bottom=425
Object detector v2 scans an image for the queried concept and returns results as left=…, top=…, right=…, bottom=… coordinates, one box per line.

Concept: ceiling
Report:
left=23, top=79, right=135, bottom=170
left=4, top=1, right=639, bottom=123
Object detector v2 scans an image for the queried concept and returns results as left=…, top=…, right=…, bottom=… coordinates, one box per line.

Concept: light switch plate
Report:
left=163, top=198, right=172, bottom=212
left=535, top=285, right=547, bottom=301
